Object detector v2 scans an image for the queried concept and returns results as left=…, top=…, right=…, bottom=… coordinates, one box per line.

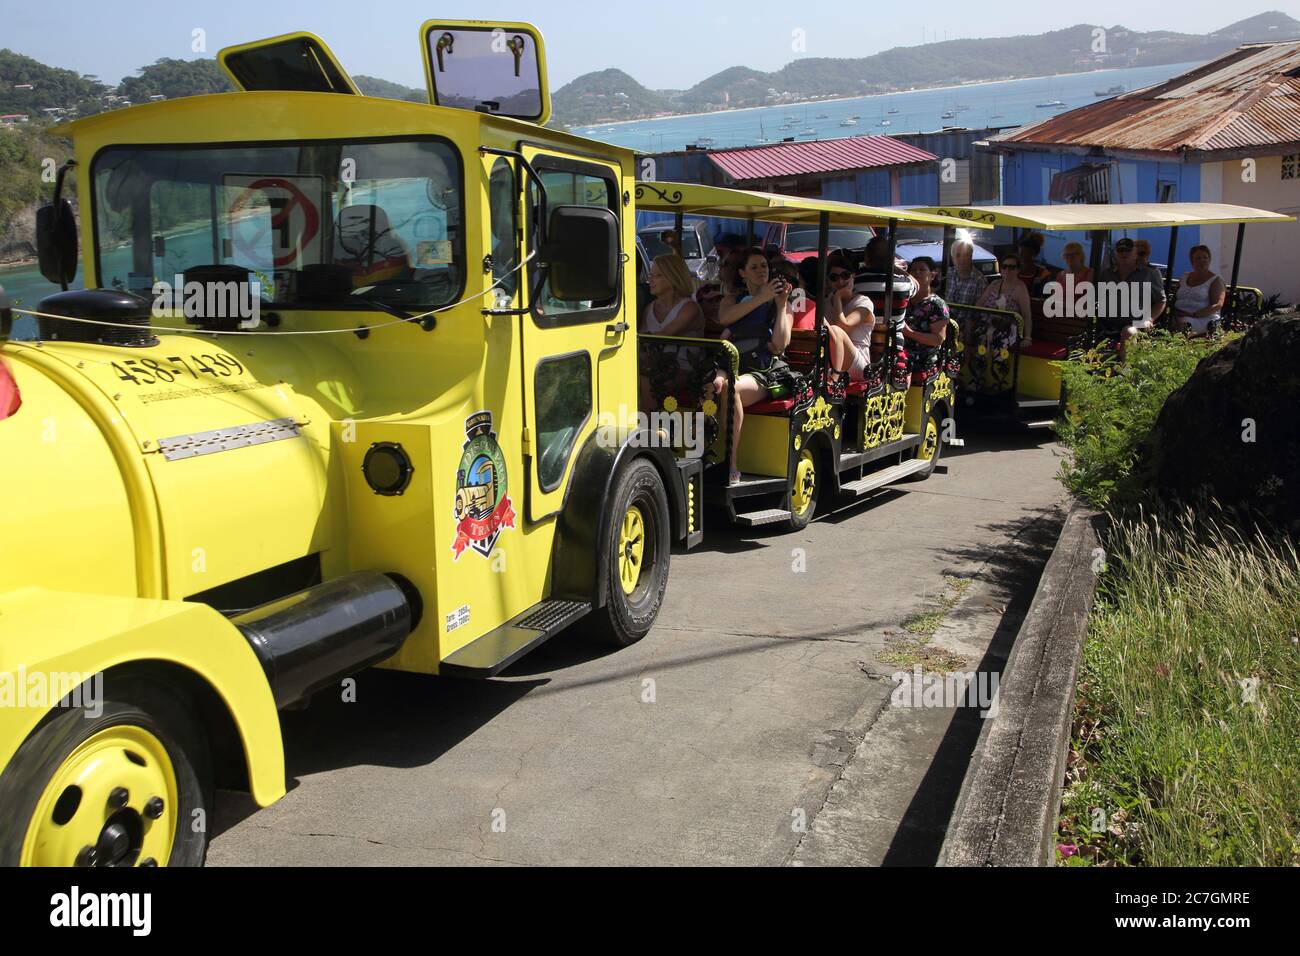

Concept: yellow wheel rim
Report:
left=919, top=417, right=939, bottom=462
left=618, top=505, right=646, bottom=595
left=792, top=449, right=817, bottom=516
left=21, top=725, right=179, bottom=867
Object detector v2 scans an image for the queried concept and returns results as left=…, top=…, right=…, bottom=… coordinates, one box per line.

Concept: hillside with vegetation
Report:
left=551, top=11, right=1300, bottom=125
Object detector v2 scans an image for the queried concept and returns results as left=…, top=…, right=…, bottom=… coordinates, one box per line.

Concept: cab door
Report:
left=518, top=146, right=632, bottom=522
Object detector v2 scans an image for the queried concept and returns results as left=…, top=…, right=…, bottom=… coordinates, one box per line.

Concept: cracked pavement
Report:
left=208, top=424, right=1066, bottom=866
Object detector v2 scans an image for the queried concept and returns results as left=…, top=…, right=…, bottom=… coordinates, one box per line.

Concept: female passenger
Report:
left=711, top=248, right=796, bottom=484
left=978, top=253, right=1033, bottom=346
left=902, top=257, right=949, bottom=381
left=1172, top=245, right=1225, bottom=336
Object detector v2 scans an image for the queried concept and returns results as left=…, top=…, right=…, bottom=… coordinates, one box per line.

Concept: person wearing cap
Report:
left=0, top=284, right=20, bottom=420
left=1096, top=237, right=1166, bottom=358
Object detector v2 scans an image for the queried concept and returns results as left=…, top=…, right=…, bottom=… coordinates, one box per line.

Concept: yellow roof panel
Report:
left=634, top=181, right=991, bottom=229
left=907, top=203, right=1295, bottom=231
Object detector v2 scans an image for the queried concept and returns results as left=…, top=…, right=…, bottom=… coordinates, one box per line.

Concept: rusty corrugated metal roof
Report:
left=993, top=41, right=1300, bottom=156
left=707, top=135, right=937, bottom=182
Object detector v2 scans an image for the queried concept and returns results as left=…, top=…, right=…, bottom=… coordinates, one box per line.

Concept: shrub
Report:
left=1054, top=331, right=1234, bottom=511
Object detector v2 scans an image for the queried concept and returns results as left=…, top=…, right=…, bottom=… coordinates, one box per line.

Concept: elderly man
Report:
left=1096, top=237, right=1166, bottom=358
left=942, top=237, right=988, bottom=347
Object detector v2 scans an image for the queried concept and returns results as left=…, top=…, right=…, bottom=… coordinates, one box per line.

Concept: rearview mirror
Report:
left=542, top=205, right=619, bottom=303
left=36, top=198, right=78, bottom=288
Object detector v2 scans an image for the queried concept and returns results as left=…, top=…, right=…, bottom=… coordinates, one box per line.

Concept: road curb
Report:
left=939, top=502, right=1103, bottom=867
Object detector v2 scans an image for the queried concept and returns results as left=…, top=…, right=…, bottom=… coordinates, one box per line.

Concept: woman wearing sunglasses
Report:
left=823, top=253, right=876, bottom=382
left=978, top=255, right=1033, bottom=346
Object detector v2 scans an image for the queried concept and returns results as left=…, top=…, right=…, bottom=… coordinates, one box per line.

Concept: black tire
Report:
left=585, top=457, right=671, bottom=647
left=0, top=673, right=212, bottom=867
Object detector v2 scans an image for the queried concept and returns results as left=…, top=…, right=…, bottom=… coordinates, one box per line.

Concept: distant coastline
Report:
left=570, top=64, right=1144, bottom=131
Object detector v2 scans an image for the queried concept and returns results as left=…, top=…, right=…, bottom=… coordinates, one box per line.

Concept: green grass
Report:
left=881, top=576, right=971, bottom=672
left=1056, top=509, right=1300, bottom=866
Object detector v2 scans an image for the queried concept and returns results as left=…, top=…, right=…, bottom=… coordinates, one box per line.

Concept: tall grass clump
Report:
left=1057, top=508, right=1300, bottom=865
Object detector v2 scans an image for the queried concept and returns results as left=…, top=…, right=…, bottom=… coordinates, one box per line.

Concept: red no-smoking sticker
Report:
left=225, top=175, right=324, bottom=268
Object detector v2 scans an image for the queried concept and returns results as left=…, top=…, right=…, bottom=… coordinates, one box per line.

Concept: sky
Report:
left=2, top=0, right=1297, bottom=90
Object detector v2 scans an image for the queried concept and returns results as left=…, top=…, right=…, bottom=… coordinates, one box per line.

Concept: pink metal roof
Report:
left=707, top=135, right=937, bottom=182
left=994, top=41, right=1300, bottom=157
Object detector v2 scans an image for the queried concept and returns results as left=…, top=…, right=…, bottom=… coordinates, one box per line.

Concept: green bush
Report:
left=1054, top=332, right=1234, bottom=511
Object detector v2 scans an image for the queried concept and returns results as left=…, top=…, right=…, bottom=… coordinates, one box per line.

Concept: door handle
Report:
left=605, top=321, right=629, bottom=334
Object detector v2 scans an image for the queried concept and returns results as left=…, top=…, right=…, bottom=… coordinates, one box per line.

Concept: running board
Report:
left=1016, top=394, right=1060, bottom=412
left=1021, top=418, right=1058, bottom=430
left=439, top=599, right=592, bottom=678
left=839, top=458, right=931, bottom=497
left=734, top=507, right=792, bottom=527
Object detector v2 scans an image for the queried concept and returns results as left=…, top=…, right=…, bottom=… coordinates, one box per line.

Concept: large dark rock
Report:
left=1144, top=314, right=1300, bottom=532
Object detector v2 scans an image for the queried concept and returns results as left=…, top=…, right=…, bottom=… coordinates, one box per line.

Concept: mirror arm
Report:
left=52, top=159, right=78, bottom=292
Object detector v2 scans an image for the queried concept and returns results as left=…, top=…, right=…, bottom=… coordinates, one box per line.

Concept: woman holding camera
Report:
left=712, top=248, right=797, bottom=484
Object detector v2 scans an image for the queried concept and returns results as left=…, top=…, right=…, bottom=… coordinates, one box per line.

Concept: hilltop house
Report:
left=983, top=41, right=1300, bottom=302
left=0, top=114, right=30, bottom=127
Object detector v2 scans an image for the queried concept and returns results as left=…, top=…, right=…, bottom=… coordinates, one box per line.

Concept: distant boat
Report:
left=941, top=110, right=956, bottom=119
left=839, top=117, right=858, bottom=126
left=878, top=119, right=891, bottom=127
left=887, top=107, right=899, bottom=114
left=696, top=136, right=716, bottom=146
left=1094, top=85, right=1126, bottom=97
left=848, top=114, right=860, bottom=119
left=799, top=128, right=815, bottom=136
left=1036, top=99, right=1065, bottom=108
left=815, top=113, right=829, bottom=119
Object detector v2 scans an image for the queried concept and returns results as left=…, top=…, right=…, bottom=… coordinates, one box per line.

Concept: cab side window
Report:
left=488, top=158, right=518, bottom=305
left=529, top=165, right=618, bottom=321
left=534, top=352, right=592, bottom=490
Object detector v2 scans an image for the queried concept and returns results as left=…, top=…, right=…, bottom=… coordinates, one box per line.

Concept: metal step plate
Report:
left=839, top=458, right=931, bottom=497
left=734, top=508, right=792, bottom=527
left=440, top=599, right=592, bottom=678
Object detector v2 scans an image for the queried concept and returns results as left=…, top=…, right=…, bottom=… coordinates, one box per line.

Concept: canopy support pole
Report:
left=674, top=211, right=683, bottom=252
left=746, top=216, right=755, bottom=247
left=884, top=218, right=898, bottom=323
left=815, top=211, right=830, bottom=381
left=1226, top=222, right=1245, bottom=321
left=941, top=225, right=954, bottom=287
left=1088, top=230, right=1105, bottom=275
left=1164, top=225, right=1179, bottom=302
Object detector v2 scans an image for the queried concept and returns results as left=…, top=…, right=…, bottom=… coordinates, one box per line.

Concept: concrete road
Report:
left=209, top=425, right=1067, bottom=866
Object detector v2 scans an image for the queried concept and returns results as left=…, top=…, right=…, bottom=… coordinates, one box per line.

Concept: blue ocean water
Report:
left=574, top=61, right=1201, bottom=153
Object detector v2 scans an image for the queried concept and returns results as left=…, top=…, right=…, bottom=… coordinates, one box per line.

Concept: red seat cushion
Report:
left=845, top=380, right=872, bottom=396
left=1020, top=340, right=1068, bottom=360
left=747, top=397, right=797, bottom=415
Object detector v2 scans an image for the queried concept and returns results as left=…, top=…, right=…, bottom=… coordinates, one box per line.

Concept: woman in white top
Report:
left=639, top=254, right=705, bottom=417
left=824, top=253, right=875, bottom=380
left=1173, top=245, right=1225, bottom=336
left=641, top=254, right=703, bottom=336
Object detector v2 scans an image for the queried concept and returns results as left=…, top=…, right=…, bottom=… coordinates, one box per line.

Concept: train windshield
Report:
left=92, top=138, right=464, bottom=315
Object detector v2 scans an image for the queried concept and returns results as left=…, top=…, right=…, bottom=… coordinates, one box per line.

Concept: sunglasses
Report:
left=829, top=270, right=853, bottom=280
left=1001, top=262, right=1019, bottom=270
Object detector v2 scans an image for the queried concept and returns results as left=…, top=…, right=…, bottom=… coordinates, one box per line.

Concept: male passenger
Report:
left=1096, top=237, right=1166, bottom=358
left=854, top=235, right=917, bottom=359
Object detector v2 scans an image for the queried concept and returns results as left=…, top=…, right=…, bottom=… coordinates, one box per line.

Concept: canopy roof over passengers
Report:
left=907, top=203, right=1294, bottom=231
left=634, top=182, right=991, bottom=230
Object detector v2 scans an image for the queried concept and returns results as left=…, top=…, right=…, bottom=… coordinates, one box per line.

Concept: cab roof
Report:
left=907, top=203, right=1295, bottom=230
left=634, top=181, right=991, bottom=229
left=53, top=90, right=634, bottom=163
